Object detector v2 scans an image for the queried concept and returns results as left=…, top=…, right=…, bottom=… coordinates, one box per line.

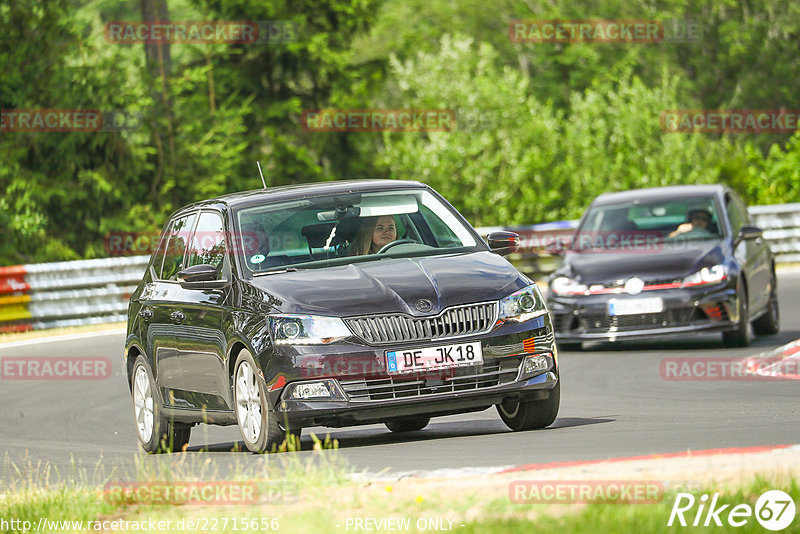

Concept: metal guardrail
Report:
left=748, top=203, right=800, bottom=263
left=0, top=256, right=148, bottom=333
left=0, top=204, right=792, bottom=333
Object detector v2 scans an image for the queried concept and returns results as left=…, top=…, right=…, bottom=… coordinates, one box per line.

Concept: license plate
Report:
left=386, top=341, right=483, bottom=374
left=608, top=297, right=664, bottom=316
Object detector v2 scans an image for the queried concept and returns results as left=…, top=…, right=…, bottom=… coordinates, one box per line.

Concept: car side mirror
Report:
left=177, top=264, right=228, bottom=289
left=734, top=225, right=763, bottom=246
left=486, top=231, right=520, bottom=256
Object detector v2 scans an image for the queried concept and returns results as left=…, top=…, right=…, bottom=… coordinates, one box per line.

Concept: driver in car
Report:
left=668, top=206, right=714, bottom=238
left=350, top=215, right=397, bottom=255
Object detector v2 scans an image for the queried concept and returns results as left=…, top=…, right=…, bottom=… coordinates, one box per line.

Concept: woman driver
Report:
left=350, top=215, right=397, bottom=255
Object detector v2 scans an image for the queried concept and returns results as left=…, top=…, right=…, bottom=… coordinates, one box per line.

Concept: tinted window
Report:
left=726, top=194, right=748, bottom=233
left=186, top=212, right=226, bottom=272
left=161, top=213, right=197, bottom=281
left=150, top=221, right=172, bottom=280
left=235, top=189, right=479, bottom=272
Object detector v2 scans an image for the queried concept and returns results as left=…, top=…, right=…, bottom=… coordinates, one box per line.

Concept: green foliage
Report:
left=379, top=37, right=759, bottom=225
left=741, top=132, right=800, bottom=205
left=1, top=0, right=799, bottom=265
left=379, top=36, right=561, bottom=225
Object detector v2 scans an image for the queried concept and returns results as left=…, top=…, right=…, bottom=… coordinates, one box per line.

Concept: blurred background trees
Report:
left=1, top=0, right=798, bottom=264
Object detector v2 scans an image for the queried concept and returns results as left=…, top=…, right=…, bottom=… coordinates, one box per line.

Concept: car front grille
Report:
left=345, top=302, right=498, bottom=345
left=643, top=277, right=682, bottom=287
left=338, top=357, right=521, bottom=401
left=579, top=308, right=704, bottom=332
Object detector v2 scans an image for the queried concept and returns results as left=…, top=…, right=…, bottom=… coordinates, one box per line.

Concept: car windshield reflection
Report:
left=234, top=189, right=480, bottom=273
left=573, top=195, right=724, bottom=250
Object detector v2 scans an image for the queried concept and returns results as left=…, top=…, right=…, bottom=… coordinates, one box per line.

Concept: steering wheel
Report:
left=376, top=239, right=418, bottom=254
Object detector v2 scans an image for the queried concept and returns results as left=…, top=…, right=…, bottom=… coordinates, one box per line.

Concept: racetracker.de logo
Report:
left=103, top=481, right=260, bottom=505
left=0, top=357, right=111, bottom=380
left=661, top=110, right=800, bottom=133
left=509, top=480, right=664, bottom=504
left=0, top=109, right=141, bottom=133
left=660, top=357, right=800, bottom=381
left=571, top=230, right=665, bottom=254
left=510, top=20, right=663, bottom=43
left=301, top=109, right=457, bottom=132
left=104, top=20, right=297, bottom=44
left=104, top=231, right=265, bottom=256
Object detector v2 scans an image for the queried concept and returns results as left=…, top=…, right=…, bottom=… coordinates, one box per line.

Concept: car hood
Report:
left=247, top=251, right=525, bottom=316
left=559, top=239, right=726, bottom=284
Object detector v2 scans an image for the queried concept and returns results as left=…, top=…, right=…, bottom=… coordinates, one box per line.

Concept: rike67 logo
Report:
left=668, top=490, right=795, bottom=530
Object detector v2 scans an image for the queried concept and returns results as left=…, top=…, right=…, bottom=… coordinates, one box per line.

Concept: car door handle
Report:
left=170, top=311, right=185, bottom=324
left=138, top=308, right=153, bottom=321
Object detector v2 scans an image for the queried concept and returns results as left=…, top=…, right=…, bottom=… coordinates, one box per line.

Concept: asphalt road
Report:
left=2, top=273, right=799, bottom=482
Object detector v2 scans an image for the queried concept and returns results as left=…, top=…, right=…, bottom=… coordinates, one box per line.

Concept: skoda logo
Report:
left=625, top=277, right=644, bottom=295
left=415, top=299, right=433, bottom=312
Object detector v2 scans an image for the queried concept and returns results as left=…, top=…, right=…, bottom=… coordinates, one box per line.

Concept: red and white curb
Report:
left=356, top=444, right=799, bottom=481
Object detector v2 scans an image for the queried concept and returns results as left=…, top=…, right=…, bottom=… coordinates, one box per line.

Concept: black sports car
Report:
left=125, top=180, right=559, bottom=453
left=547, top=185, right=779, bottom=350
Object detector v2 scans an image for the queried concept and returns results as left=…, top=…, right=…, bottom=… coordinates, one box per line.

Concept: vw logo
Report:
left=415, top=299, right=433, bottom=312
left=625, top=277, right=644, bottom=295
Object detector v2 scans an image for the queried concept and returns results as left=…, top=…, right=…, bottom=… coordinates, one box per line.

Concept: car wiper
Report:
left=254, top=267, right=301, bottom=276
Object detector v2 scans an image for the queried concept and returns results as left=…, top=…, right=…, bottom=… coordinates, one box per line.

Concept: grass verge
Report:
left=2, top=455, right=797, bottom=534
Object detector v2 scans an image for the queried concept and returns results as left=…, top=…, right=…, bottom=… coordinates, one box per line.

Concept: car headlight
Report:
left=550, top=276, right=588, bottom=296
left=682, top=265, right=727, bottom=287
left=498, top=284, right=547, bottom=323
left=268, top=314, right=351, bottom=345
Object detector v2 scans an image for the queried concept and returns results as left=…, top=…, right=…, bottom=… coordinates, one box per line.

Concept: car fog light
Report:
left=523, top=354, right=550, bottom=374
left=292, top=381, right=330, bottom=399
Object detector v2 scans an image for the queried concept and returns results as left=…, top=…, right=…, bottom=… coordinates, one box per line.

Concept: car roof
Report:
left=171, top=179, right=428, bottom=216
left=591, top=185, right=729, bottom=206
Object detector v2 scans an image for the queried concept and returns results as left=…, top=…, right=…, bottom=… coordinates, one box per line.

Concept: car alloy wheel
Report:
left=752, top=275, right=780, bottom=336
left=133, top=365, right=154, bottom=443
left=723, top=282, right=750, bottom=347
left=233, top=350, right=283, bottom=453
left=131, top=356, right=191, bottom=453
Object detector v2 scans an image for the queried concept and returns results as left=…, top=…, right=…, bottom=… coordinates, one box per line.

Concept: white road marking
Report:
left=0, top=328, right=125, bottom=349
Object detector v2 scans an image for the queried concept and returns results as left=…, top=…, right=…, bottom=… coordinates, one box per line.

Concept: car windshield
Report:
left=574, top=195, right=723, bottom=250
left=234, top=188, right=480, bottom=273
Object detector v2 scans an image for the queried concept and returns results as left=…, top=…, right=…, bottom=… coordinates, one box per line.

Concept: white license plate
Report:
left=386, top=341, right=483, bottom=374
left=608, top=297, right=664, bottom=316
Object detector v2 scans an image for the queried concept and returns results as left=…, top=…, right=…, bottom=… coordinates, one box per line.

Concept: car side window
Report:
left=186, top=211, right=227, bottom=273
left=150, top=221, right=172, bottom=280
left=161, top=213, right=197, bottom=281
left=726, top=194, right=746, bottom=234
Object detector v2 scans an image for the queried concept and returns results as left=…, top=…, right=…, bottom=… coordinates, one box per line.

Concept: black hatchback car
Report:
left=125, top=180, right=559, bottom=453
left=548, top=185, right=779, bottom=349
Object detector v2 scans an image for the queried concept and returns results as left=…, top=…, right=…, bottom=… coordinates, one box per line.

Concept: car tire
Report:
left=233, top=349, right=284, bottom=453
left=385, top=417, right=430, bottom=433
left=752, top=277, right=779, bottom=336
left=131, top=356, right=191, bottom=454
left=722, top=282, right=750, bottom=347
left=558, top=342, right=582, bottom=351
left=497, top=381, right=560, bottom=431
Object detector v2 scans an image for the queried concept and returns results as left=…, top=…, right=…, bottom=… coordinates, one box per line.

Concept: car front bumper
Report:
left=548, top=283, right=739, bottom=343
left=264, top=314, right=559, bottom=428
